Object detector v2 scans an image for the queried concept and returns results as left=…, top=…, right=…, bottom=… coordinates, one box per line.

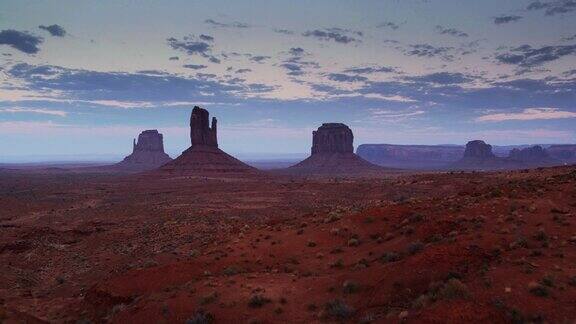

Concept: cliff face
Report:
left=190, top=106, right=218, bottom=148
left=356, top=144, right=464, bottom=169
left=311, top=123, right=353, bottom=155
left=509, top=145, right=550, bottom=162
left=116, top=130, right=172, bottom=171
left=547, top=145, right=576, bottom=163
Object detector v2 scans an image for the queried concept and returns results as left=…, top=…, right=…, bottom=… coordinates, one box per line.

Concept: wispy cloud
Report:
left=476, top=108, right=576, bottom=122
left=0, top=107, right=67, bottom=117
left=204, top=19, right=250, bottom=28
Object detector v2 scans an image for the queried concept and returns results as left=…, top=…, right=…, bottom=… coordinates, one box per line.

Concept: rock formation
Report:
left=286, top=123, right=383, bottom=175
left=451, top=140, right=512, bottom=170
left=190, top=106, right=218, bottom=147
left=159, top=106, right=255, bottom=175
left=547, top=144, right=576, bottom=163
left=357, top=144, right=464, bottom=169
left=509, top=145, right=548, bottom=162
left=462, top=140, right=496, bottom=161
left=311, top=123, right=354, bottom=154
left=114, top=130, right=172, bottom=171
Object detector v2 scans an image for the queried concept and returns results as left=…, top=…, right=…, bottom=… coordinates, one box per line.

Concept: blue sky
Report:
left=1, top=0, right=575, bottom=161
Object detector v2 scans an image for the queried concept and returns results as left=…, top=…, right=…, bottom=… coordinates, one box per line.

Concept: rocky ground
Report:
left=0, top=166, right=575, bottom=323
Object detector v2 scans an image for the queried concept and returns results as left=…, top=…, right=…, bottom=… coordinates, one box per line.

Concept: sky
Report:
left=1, top=0, right=575, bottom=161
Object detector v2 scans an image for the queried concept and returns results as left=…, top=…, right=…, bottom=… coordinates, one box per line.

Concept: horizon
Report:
left=1, top=0, right=576, bottom=160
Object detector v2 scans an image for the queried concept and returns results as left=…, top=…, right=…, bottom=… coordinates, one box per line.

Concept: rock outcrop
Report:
left=159, top=106, right=255, bottom=175
left=114, top=130, right=172, bottom=171
left=286, top=123, right=383, bottom=175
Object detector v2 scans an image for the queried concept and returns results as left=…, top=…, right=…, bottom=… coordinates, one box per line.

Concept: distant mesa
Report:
left=114, top=130, right=172, bottom=171
left=452, top=140, right=511, bottom=169
left=462, top=140, right=496, bottom=161
left=547, top=144, right=576, bottom=163
left=508, top=145, right=555, bottom=164
left=158, top=106, right=256, bottom=175
left=452, top=140, right=562, bottom=170
left=357, top=144, right=464, bottom=169
left=286, top=123, right=383, bottom=174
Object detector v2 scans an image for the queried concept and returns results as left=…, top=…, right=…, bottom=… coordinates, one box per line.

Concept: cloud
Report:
left=342, top=65, right=397, bottom=74
left=183, top=64, right=207, bottom=70
left=405, top=44, right=455, bottom=61
left=476, top=108, right=576, bottom=122
left=199, top=34, right=214, bottom=42
left=0, top=29, right=43, bottom=54
left=376, top=21, right=400, bottom=30
left=6, top=63, right=269, bottom=102
left=279, top=54, right=320, bottom=77
left=274, top=29, right=294, bottom=35
left=280, top=63, right=304, bottom=76
left=288, top=47, right=306, bottom=56
left=369, top=108, right=425, bottom=121
left=302, top=28, right=361, bottom=44
left=38, top=24, right=66, bottom=37
left=493, top=15, right=523, bottom=25
left=167, top=36, right=211, bottom=56
left=404, top=72, right=472, bottom=85
left=204, top=19, right=250, bottom=28
left=0, top=107, right=67, bottom=117
left=495, top=44, right=576, bottom=67
left=250, top=55, right=270, bottom=63
left=167, top=35, right=221, bottom=63
left=327, top=73, right=368, bottom=82
left=435, top=25, right=468, bottom=38
left=527, top=0, right=576, bottom=16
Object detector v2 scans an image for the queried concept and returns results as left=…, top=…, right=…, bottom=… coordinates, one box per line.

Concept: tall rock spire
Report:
left=190, top=106, right=218, bottom=148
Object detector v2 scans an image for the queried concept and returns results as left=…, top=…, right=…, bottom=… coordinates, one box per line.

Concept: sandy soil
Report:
left=0, top=166, right=575, bottom=323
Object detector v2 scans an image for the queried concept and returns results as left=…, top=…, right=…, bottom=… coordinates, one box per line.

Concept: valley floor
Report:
left=0, top=166, right=575, bottom=323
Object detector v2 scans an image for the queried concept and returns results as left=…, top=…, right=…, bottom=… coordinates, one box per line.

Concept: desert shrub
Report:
left=186, top=310, right=214, bottom=324
left=323, top=299, right=354, bottom=319
left=330, top=258, right=344, bottom=269
left=223, top=266, right=240, bottom=276
left=199, top=292, right=218, bottom=305
left=436, top=279, right=470, bottom=300
left=342, top=280, right=360, bottom=294
left=540, top=274, right=554, bottom=287
left=347, top=238, right=360, bottom=247
left=380, top=252, right=400, bottom=263
left=407, top=241, right=424, bottom=255
left=248, top=294, right=271, bottom=308
left=528, top=282, right=549, bottom=297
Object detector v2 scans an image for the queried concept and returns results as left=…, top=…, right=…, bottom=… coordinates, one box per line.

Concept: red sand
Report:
left=1, top=166, right=575, bottom=323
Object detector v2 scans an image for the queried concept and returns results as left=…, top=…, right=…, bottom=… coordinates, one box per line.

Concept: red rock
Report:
left=159, top=106, right=256, bottom=175
left=115, top=130, right=172, bottom=171
left=286, top=123, right=383, bottom=175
